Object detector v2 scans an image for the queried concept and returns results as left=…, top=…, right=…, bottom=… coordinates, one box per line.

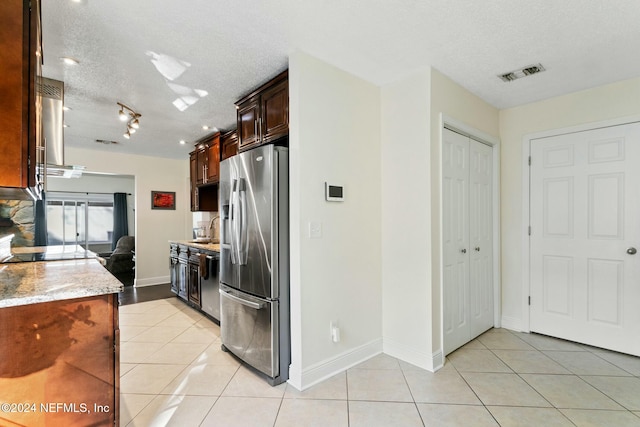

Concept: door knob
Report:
left=627, top=247, right=637, bottom=255
left=461, top=248, right=467, bottom=254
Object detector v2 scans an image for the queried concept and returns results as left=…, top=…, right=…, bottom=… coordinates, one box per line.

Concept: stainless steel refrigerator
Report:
left=219, top=144, right=289, bottom=385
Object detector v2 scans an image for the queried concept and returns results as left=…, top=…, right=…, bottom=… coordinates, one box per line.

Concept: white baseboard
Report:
left=501, top=315, right=524, bottom=332
left=291, top=338, right=383, bottom=391
left=383, top=337, right=442, bottom=372
left=134, top=276, right=170, bottom=287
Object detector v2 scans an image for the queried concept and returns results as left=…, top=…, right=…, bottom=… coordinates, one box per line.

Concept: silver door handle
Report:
left=230, top=179, right=238, bottom=264
left=237, top=178, right=248, bottom=265
left=220, top=288, right=264, bottom=309
left=627, top=247, right=637, bottom=255
left=461, top=248, right=467, bottom=254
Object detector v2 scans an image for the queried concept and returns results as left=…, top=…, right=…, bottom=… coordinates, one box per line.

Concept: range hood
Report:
left=38, top=78, right=85, bottom=179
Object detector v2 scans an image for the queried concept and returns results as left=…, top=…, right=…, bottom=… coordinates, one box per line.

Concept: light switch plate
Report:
left=308, top=221, right=322, bottom=238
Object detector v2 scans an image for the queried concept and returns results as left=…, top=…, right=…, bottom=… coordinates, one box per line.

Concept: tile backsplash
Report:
left=0, top=200, right=35, bottom=246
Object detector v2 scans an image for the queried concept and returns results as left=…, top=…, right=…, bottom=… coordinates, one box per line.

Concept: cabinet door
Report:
left=189, top=152, right=198, bottom=211
left=195, top=148, right=206, bottom=185
left=237, top=97, right=260, bottom=150
left=188, top=262, right=201, bottom=307
left=221, top=130, right=238, bottom=160
left=178, top=261, right=188, bottom=299
left=0, top=295, right=118, bottom=426
left=170, top=257, right=178, bottom=294
left=205, top=135, right=220, bottom=183
left=0, top=0, right=35, bottom=190
left=261, top=78, right=288, bottom=144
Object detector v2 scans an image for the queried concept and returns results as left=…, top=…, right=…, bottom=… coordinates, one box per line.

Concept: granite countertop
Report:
left=3, top=244, right=97, bottom=263
left=170, top=240, right=220, bottom=253
left=0, top=259, right=123, bottom=308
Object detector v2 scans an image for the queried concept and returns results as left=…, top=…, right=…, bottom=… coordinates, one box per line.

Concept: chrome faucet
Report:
left=208, top=215, right=220, bottom=243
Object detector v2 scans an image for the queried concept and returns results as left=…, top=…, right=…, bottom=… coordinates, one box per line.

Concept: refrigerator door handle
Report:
left=230, top=179, right=238, bottom=265
left=220, top=287, right=265, bottom=310
left=238, top=178, right=249, bottom=265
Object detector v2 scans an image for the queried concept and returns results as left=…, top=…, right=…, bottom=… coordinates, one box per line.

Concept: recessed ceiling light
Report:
left=63, top=106, right=71, bottom=111
left=202, top=125, right=210, bottom=130
left=179, top=140, right=186, bottom=145
left=61, top=57, right=79, bottom=65
left=63, top=124, right=69, bottom=128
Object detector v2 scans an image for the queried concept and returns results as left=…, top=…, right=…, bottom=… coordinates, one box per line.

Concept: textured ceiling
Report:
left=41, top=0, right=640, bottom=160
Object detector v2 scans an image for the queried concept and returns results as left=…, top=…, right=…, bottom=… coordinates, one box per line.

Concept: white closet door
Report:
left=530, top=122, right=640, bottom=356
left=469, top=141, right=494, bottom=338
left=443, top=128, right=494, bottom=355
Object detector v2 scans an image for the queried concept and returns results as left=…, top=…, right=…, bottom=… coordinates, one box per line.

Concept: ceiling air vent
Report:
left=498, top=63, right=546, bottom=82
left=95, top=139, right=119, bottom=145
left=499, top=72, right=518, bottom=82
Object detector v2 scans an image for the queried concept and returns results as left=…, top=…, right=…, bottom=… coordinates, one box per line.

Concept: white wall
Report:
left=380, top=70, right=434, bottom=369
left=65, top=147, right=192, bottom=286
left=379, top=69, right=499, bottom=370
left=499, top=76, right=640, bottom=330
left=289, top=51, right=382, bottom=389
left=47, top=173, right=136, bottom=235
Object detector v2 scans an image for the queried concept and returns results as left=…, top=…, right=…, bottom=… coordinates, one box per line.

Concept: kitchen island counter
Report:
left=0, top=258, right=123, bottom=308
left=170, top=240, right=221, bottom=252
left=0, top=258, right=122, bottom=426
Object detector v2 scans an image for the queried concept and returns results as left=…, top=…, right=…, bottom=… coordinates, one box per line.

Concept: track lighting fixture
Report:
left=117, top=102, right=142, bottom=139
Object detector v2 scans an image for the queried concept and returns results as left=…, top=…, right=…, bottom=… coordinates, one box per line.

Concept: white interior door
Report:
left=469, top=140, right=494, bottom=338
left=530, top=122, right=640, bottom=356
left=443, top=128, right=494, bottom=355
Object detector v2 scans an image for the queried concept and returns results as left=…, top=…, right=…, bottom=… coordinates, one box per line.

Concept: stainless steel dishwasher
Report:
left=200, top=251, right=220, bottom=322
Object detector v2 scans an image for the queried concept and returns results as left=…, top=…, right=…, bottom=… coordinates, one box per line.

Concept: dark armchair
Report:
left=97, top=236, right=135, bottom=285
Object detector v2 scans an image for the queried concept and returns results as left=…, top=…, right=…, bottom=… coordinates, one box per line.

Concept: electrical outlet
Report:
left=308, top=221, right=322, bottom=239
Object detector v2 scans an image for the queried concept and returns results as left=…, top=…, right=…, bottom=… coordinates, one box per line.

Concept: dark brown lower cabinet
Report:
left=0, top=294, right=119, bottom=426
left=188, top=251, right=201, bottom=308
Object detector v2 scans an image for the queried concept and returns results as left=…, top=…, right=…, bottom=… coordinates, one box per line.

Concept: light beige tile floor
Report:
left=119, top=297, right=640, bottom=426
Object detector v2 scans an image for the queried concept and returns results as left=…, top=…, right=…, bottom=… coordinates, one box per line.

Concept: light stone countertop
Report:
left=170, top=240, right=220, bottom=253
left=0, top=259, right=123, bottom=308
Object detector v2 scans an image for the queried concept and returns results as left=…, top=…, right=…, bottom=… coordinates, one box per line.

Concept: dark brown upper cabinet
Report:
left=237, top=97, right=260, bottom=150
left=0, top=0, right=43, bottom=200
left=205, top=133, right=220, bottom=183
left=189, top=132, right=221, bottom=212
left=221, top=129, right=238, bottom=161
left=235, top=70, right=288, bottom=152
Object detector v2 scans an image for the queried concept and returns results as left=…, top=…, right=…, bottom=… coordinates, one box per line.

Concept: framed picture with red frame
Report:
left=151, top=191, right=176, bottom=210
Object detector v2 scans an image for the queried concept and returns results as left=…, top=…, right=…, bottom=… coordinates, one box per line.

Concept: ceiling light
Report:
left=63, top=124, right=69, bottom=128
left=202, top=125, right=210, bottom=130
left=179, top=140, right=186, bottom=145
left=61, top=57, right=79, bottom=65
left=117, top=102, right=142, bottom=139
left=63, top=106, right=71, bottom=111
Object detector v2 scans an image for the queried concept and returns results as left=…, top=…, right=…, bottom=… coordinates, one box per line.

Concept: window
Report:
left=46, top=193, right=114, bottom=252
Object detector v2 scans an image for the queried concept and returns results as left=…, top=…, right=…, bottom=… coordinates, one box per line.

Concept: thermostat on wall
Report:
left=325, top=182, right=344, bottom=202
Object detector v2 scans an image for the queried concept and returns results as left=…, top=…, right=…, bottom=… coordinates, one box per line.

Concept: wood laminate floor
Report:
left=118, top=283, right=175, bottom=306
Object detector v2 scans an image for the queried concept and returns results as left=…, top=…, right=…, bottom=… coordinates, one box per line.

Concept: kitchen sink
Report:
left=188, top=239, right=211, bottom=243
